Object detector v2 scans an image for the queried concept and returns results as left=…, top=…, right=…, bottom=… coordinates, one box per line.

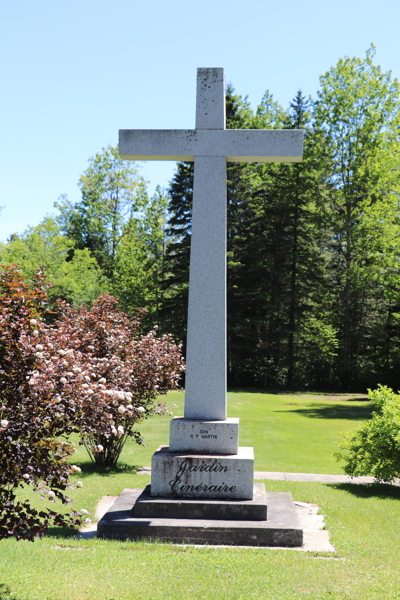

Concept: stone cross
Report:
left=120, top=68, right=303, bottom=424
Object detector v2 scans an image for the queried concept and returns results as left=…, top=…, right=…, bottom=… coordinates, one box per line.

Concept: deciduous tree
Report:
left=0, top=219, right=107, bottom=308
left=315, top=45, right=400, bottom=387
left=55, top=145, right=148, bottom=281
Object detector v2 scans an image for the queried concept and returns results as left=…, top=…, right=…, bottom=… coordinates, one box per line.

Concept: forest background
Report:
left=1, top=47, right=399, bottom=392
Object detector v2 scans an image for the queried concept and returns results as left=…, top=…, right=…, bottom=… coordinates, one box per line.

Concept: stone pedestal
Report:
left=169, top=417, right=239, bottom=454
left=151, top=446, right=253, bottom=500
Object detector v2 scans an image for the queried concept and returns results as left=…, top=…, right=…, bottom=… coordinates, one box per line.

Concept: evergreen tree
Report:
left=160, top=162, right=193, bottom=345
left=225, top=86, right=264, bottom=385
left=259, top=91, right=335, bottom=388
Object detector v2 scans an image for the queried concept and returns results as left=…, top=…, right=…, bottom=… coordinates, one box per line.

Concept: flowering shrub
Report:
left=335, top=385, right=400, bottom=483
left=0, top=266, right=83, bottom=540
left=0, top=265, right=185, bottom=539
left=42, top=295, right=185, bottom=466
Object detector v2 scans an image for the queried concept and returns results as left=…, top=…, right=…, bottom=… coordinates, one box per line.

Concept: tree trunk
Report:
left=287, top=177, right=299, bottom=387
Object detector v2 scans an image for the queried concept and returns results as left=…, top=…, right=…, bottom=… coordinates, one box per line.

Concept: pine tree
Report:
left=225, top=86, right=264, bottom=385
left=160, top=162, right=193, bottom=345
left=283, top=92, right=336, bottom=387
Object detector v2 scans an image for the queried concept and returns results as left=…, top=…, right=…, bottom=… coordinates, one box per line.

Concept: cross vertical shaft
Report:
left=184, top=155, right=227, bottom=420
left=184, top=68, right=228, bottom=421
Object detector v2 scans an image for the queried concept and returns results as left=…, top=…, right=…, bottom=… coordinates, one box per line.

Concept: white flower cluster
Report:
left=57, top=349, right=74, bottom=357
left=111, top=425, right=124, bottom=436
left=1, top=419, right=9, bottom=428
left=104, top=390, right=133, bottom=402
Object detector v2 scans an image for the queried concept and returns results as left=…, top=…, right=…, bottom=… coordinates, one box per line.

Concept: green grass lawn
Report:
left=1, top=390, right=399, bottom=600
left=106, top=389, right=373, bottom=474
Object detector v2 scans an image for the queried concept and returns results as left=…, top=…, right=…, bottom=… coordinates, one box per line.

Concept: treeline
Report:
left=1, top=146, right=168, bottom=331
left=163, top=47, right=400, bottom=391
left=2, top=47, right=399, bottom=391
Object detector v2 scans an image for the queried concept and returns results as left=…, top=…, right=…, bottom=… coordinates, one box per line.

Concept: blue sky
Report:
left=1, top=0, right=399, bottom=242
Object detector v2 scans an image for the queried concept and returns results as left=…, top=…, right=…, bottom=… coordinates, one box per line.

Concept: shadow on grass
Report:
left=228, top=388, right=368, bottom=397
left=73, top=461, right=144, bottom=479
left=280, top=403, right=374, bottom=420
left=0, top=585, right=21, bottom=600
left=229, top=388, right=312, bottom=396
left=43, top=526, right=78, bottom=539
left=327, top=482, right=400, bottom=500
left=340, top=397, right=371, bottom=402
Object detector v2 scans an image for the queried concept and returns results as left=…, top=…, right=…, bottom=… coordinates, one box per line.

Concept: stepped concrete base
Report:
left=135, top=483, right=266, bottom=520
left=98, top=484, right=303, bottom=547
left=169, top=417, right=239, bottom=454
left=151, top=446, right=254, bottom=500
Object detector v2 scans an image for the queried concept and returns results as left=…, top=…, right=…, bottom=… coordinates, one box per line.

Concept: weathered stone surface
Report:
left=119, top=128, right=304, bottom=162
left=97, top=487, right=303, bottom=547
left=119, top=67, right=303, bottom=431
left=184, top=155, right=227, bottom=421
left=135, top=482, right=266, bottom=520
left=151, top=446, right=254, bottom=500
left=169, top=417, right=239, bottom=454
left=196, top=67, right=225, bottom=129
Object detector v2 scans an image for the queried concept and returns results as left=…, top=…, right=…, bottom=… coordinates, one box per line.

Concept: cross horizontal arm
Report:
left=119, top=129, right=304, bottom=162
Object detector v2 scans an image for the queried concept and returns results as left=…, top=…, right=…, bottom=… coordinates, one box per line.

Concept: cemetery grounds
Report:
left=0, top=390, right=399, bottom=600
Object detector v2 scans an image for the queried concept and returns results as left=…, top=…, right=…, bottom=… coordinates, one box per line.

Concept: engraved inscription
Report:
left=168, top=458, right=237, bottom=494
left=199, top=429, right=217, bottom=439
left=176, top=458, right=227, bottom=476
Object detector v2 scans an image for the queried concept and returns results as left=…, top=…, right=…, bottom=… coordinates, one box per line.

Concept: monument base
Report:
left=97, top=483, right=303, bottom=547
